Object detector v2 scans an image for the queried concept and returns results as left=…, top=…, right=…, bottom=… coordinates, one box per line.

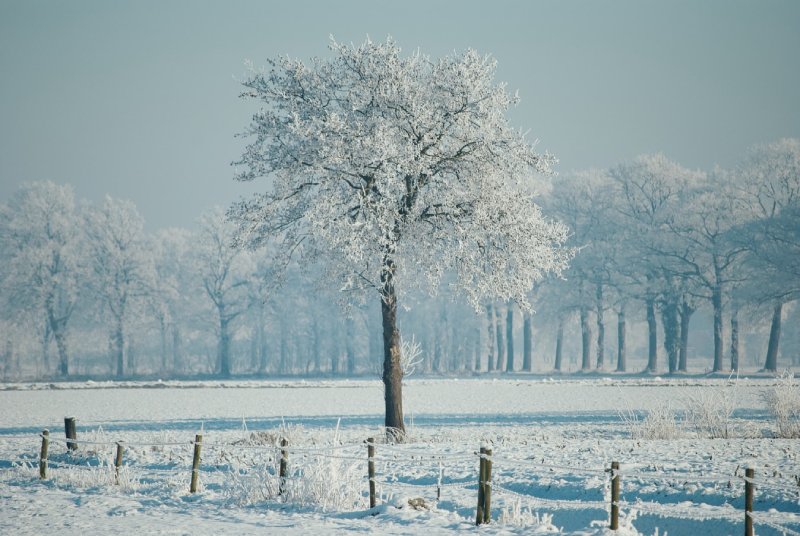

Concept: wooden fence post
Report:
left=483, top=447, right=493, bottom=524
left=190, top=434, right=202, bottom=493
left=476, top=446, right=486, bottom=525
left=610, top=461, right=620, bottom=530
left=114, top=442, right=124, bottom=485
left=279, top=437, right=289, bottom=496
left=745, top=467, right=754, bottom=536
left=39, top=430, right=49, bottom=479
left=64, top=417, right=77, bottom=451
left=368, top=437, right=376, bottom=508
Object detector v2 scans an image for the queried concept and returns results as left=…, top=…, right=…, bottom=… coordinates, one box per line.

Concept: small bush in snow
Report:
left=763, top=371, right=800, bottom=438
left=498, top=500, right=560, bottom=532
left=684, top=381, right=738, bottom=439
left=623, top=404, right=683, bottom=440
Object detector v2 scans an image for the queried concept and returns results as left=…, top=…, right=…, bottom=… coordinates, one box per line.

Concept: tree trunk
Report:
left=486, top=304, right=496, bottom=372
left=258, top=307, right=267, bottom=374
left=711, top=284, right=725, bottom=372
left=346, top=316, right=356, bottom=375
left=53, top=326, right=69, bottom=377
left=160, top=316, right=169, bottom=373
left=113, top=317, right=125, bottom=377
left=473, top=328, right=481, bottom=371
left=661, top=298, right=679, bottom=375
left=646, top=297, right=657, bottom=373
left=522, top=310, right=532, bottom=372
left=679, top=301, right=693, bottom=372
left=730, top=304, right=740, bottom=372
left=172, top=325, right=183, bottom=374
left=219, top=315, right=231, bottom=377
left=381, top=289, right=405, bottom=438
left=554, top=317, right=564, bottom=372
left=495, top=304, right=505, bottom=371
left=580, top=305, right=592, bottom=371
left=616, top=307, right=626, bottom=372
left=764, top=302, right=783, bottom=372
left=41, top=321, right=52, bottom=374
left=595, top=283, right=605, bottom=369
left=505, top=304, right=514, bottom=373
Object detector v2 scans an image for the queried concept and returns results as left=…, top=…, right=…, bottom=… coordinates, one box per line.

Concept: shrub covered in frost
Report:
left=763, top=371, right=800, bottom=438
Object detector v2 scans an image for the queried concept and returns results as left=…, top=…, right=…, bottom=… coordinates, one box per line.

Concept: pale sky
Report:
left=1, top=0, right=798, bottom=229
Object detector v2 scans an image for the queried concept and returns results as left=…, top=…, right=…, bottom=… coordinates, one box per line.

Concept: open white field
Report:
left=1, top=377, right=798, bottom=535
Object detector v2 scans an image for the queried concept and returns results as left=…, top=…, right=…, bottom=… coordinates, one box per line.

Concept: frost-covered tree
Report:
left=0, top=182, right=84, bottom=376
left=611, top=154, right=700, bottom=373
left=230, top=38, right=570, bottom=436
left=197, top=209, right=253, bottom=378
left=735, top=138, right=800, bottom=371
left=85, top=196, right=156, bottom=377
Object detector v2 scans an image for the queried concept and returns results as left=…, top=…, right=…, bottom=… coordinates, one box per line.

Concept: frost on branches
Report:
left=230, top=38, right=570, bottom=437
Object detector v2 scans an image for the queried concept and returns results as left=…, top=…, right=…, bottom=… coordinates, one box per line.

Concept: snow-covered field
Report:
left=1, top=377, right=799, bottom=535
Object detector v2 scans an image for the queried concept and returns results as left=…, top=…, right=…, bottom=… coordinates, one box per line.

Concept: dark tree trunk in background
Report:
left=495, top=304, right=505, bottom=371
left=711, top=284, right=725, bottom=372
left=506, top=304, right=514, bottom=372
left=48, top=307, right=69, bottom=377
left=646, top=297, right=658, bottom=373
left=486, top=304, right=496, bottom=372
left=764, top=302, right=783, bottom=372
left=172, top=326, right=183, bottom=374
left=730, top=304, right=740, bottom=372
left=661, top=298, right=679, bottom=374
left=346, top=316, right=357, bottom=375
left=114, top=317, right=125, bottom=377
left=679, top=301, right=693, bottom=372
left=616, top=307, right=626, bottom=372
left=580, top=305, right=592, bottom=371
left=522, top=310, right=533, bottom=372
left=473, top=328, right=481, bottom=371
left=160, top=316, right=169, bottom=373
left=218, top=314, right=231, bottom=377
left=554, top=317, right=564, bottom=372
left=595, top=283, right=605, bottom=369
left=381, top=284, right=405, bottom=438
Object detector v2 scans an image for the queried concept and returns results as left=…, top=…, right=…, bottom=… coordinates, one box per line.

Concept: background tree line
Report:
left=0, top=139, right=797, bottom=380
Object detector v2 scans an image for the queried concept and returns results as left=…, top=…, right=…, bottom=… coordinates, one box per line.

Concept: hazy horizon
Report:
left=2, top=0, right=799, bottom=229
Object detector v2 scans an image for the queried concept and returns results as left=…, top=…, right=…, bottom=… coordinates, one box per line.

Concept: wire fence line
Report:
left=4, top=427, right=800, bottom=533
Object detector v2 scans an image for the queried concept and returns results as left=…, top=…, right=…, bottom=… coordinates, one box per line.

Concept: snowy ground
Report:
left=1, top=376, right=799, bottom=535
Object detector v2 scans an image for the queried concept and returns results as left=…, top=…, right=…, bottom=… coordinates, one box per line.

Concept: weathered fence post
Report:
left=483, top=447, right=493, bottom=524
left=279, top=437, right=289, bottom=496
left=745, top=467, right=754, bottom=536
left=367, top=437, right=376, bottom=508
left=610, top=461, right=620, bottom=530
left=64, top=417, right=77, bottom=451
left=39, top=429, right=49, bottom=479
left=114, top=441, right=124, bottom=485
left=190, top=434, right=202, bottom=493
left=437, top=461, right=443, bottom=502
left=476, top=446, right=486, bottom=525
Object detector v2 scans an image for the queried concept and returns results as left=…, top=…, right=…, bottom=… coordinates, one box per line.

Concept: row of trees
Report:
left=1, top=140, right=796, bottom=381
left=539, top=139, right=799, bottom=375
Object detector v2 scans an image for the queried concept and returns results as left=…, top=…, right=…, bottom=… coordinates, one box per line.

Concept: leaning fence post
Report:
left=64, top=416, right=77, bottom=451
left=190, top=434, right=202, bottom=493
left=476, top=446, right=486, bottom=525
left=39, top=429, right=49, bottom=479
left=114, top=441, right=124, bottom=485
left=483, top=447, right=493, bottom=524
left=610, top=461, right=620, bottom=530
left=367, top=437, right=377, bottom=508
left=279, top=437, right=289, bottom=496
left=745, top=467, right=754, bottom=536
